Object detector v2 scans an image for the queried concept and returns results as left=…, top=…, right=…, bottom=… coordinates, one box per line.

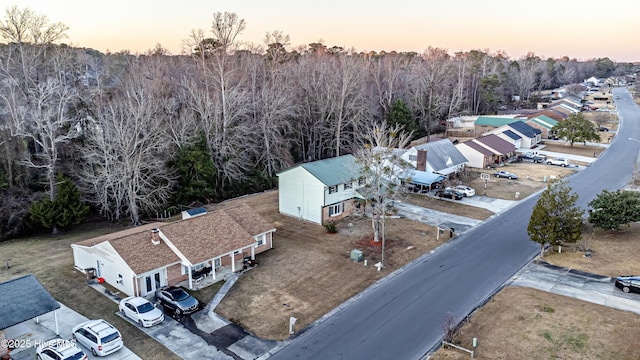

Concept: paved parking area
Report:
left=7, top=303, right=139, bottom=360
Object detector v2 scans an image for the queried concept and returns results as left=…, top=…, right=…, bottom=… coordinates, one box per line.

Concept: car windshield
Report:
left=170, top=289, right=190, bottom=301
left=101, top=332, right=120, bottom=343
left=68, top=350, right=86, bottom=360
left=137, top=302, right=155, bottom=313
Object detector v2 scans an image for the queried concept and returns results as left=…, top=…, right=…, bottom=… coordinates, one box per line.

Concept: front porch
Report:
left=178, top=258, right=257, bottom=291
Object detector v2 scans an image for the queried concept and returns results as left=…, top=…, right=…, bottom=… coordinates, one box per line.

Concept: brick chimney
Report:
left=151, top=228, right=161, bottom=245
left=416, top=150, right=427, bottom=171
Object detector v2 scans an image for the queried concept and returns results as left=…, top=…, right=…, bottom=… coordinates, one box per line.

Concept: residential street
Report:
left=268, top=88, right=640, bottom=360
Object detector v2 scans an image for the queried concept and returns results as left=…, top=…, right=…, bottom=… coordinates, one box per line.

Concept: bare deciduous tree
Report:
left=355, top=122, right=412, bottom=267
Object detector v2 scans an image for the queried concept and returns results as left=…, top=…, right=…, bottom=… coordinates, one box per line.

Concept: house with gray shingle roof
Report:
left=277, top=154, right=363, bottom=225
left=400, top=139, right=469, bottom=177
left=71, top=203, right=275, bottom=296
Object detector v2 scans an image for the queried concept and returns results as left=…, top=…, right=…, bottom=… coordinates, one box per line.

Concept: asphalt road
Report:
left=269, top=88, right=640, bottom=360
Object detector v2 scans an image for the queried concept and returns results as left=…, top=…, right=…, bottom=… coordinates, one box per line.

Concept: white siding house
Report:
left=277, top=155, right=362, bottom=225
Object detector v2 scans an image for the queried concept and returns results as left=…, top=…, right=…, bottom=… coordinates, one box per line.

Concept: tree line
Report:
left=0, top=7, right=634, bottom=240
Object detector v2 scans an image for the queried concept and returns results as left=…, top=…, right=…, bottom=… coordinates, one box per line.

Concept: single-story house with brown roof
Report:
left=455, top=134, right=517, bottom=168
left=71, top=204, right=275, bottom=297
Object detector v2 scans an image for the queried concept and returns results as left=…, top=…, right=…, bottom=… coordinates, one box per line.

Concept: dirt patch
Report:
left=212, top=191, right=443, bottom=340
left=403, top=193, right=494, bottom=220
left=431, top=286, right=640, bottom=360
left=542, top=222, right=640, bottom=278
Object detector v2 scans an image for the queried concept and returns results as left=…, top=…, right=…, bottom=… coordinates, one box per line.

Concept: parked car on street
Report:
left=493, top=170, right=518, bottom=179
left=597, top=126, right=610, bottom=132
left=36, top=339, right=87, bottom=360
left=119, top=296, right=165, bottom=327
left=434, top=188, right=464, bottom=200
left=546, top=158, right=570, bottom=167
left=452, top=185, right=475, bottom=197
left=614, top=276, right=640, bottom=294
left=156, top=286, right=200, bottom=316
left=72, top=319, right=123, bottom=357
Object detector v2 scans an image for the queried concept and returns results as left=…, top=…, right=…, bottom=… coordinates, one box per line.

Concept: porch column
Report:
left=230, top=252, right=236, bottom=272
left=251, top=245, right=255, bottom=260
left=187, top=265, right=193, bottom=289
left=54, top=310, right=59, bottom=335
left=210, top=259, right=216, bottom=279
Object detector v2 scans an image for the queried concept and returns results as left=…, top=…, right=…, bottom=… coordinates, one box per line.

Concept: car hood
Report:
left=176, top=296, right=199, bottom=310
left=139, top=306, right=164, bottom=321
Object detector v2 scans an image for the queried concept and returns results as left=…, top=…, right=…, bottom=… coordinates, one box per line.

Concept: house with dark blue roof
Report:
left=483, top=120, right=541, bottom=149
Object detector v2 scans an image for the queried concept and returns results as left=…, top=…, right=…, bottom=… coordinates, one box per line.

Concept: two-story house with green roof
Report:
left=277, top=155, right=363, bottom=225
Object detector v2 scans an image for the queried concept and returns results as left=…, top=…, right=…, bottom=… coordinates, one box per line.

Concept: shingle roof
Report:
left=278, top=155, right=361, bottom=187
left=526, top=109, right=567, bottom=121
left=502, top=130, right=521, bottom=140
left=527, top=116, right=558, bottom=129
left=460, top=139, right=494, bottom=156
left=74, top=204, right=273, bottom=272
left=110, top=231, right=181, bottom=274
left=475, top=116, right=519, bottom=127
left=473, top=134, right=517, bottom=155
left=413, top=139, right=468, bottom=172
left=507, top=121, right=538, bottom=138
left=0, top=275, right=60, bottom=330
left=159, top=206, right=264, bottom=265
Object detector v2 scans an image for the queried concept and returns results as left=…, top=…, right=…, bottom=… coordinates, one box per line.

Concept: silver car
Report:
left=119, top=296, right=165, bottom=327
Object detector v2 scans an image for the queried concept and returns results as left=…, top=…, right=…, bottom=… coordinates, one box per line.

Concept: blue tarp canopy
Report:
left=401, top=170, right=445, bottom=186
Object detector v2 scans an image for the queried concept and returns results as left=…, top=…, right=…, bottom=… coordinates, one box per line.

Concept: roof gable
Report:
left=413, top=139, right=468, bottom=171
left=0, top=275, right=60, bottom=330
left=507, top=121, right=538, bottom=138
left=460, top=139, right=494, bottom=156
left=279, top=155, right=360, bottom=187
left=109, top=231, right=180, bottom=274
left=473, top=134, right=517, bottom=154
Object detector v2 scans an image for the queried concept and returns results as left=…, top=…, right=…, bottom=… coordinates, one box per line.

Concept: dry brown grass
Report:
left=404, top=193, right=494, bottom=220
left=0, top=223, right=181, bottom=360
left=432, top=287, right=640, bottom=360
left=543, top=222, right=640, bottom=277
left=212, top=191, right=443, bottom=340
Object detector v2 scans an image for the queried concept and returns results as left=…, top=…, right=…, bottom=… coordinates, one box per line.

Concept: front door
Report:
left=142, top=271, right=164, bottom=296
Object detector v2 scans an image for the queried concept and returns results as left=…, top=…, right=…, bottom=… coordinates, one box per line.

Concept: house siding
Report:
left=167, top=263, right=186, bottom=287
left=278, top=166, right=324, bottom=224
left=322, top=198, right=357, bottom=224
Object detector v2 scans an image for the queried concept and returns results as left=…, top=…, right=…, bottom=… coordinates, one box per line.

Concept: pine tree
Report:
left=527, top=179, right=583, bottom=257
left=588, top=190, right=640, bottom=230
left=29, top=174, right=89, bottom=233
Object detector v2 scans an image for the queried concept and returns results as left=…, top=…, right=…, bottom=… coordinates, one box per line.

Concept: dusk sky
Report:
left=10, top=0, right=640, bottom=62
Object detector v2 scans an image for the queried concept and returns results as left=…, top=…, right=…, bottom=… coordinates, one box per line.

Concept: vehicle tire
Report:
left=547, top=162, right=551, bottom=165
left=92, top=347, right=98, bottom=356
left=561, top=164, right=566, bottom=167
left=175, top=308, right=182, bottom=316
left=72, top=333, right=77, bottom=341
left=138, top=319, right=144, bottom=327
left=623, top=286, right=630, bottom=293
left=37, top=355, right=42, bottom=360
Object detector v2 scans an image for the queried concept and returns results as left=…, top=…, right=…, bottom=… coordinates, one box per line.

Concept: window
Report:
left=358, top=177, right=366, bottom=186
left=329, top=185, right=338, bottom=194
left=182, top=265, right=189, bottom=275
left=344, top=182, right=352, bottom=190
left=328, top=203, right=343, bottom=217
left=255, top=234, right=265, bottom=247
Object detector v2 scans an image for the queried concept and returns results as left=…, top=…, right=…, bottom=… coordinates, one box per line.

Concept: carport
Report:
left=400, top=170, right=445, bottom=193
left=0, top=274, right=60, bottom=358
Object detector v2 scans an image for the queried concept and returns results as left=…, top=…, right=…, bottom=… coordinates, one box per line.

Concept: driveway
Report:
left=8, top=303, right=140, bottom=360
left=509, top=261, right=640, bottom=315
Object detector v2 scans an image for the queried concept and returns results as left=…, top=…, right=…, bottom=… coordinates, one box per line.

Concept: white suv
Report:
left=36, top=339, right=87, bottom=360
left=72, top=319, right=123, bottom=357
left=546, top=158, right=570, bottom=167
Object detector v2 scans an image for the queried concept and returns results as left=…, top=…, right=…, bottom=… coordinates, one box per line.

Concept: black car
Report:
left=155, top=286, right=200, bottom=315
left=614, top=276, right=640, bottom=294
left=434, top=189, right=463, bottom=200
